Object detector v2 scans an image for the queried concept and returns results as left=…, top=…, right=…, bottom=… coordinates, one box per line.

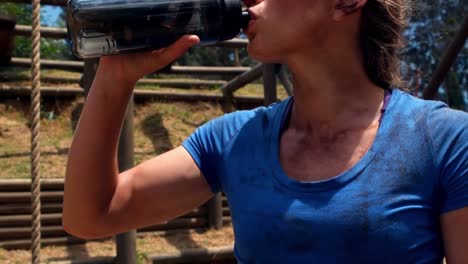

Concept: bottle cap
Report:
left=240, top=11, right=251, bottom=29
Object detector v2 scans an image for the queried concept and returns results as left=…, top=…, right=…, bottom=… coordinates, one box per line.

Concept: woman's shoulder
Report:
left=206, top=97, right=291, bottom=134
left=391, top=89, right=467, bottom=124
left=185, top=97, right=292, bottom=150
left=385, top=89, right=467, bottom=213
left=385, top=89, right=466, bottom=163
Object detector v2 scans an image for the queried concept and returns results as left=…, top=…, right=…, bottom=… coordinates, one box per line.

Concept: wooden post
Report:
left=263, top=64, right=277, bottom=105
left=79, top=59, right=137, bottom=264
left=79, top=59, right=99, bottom=94
left=207, top=193, right=223, bottom=229
left=234, top=48, right=240, bottom=66
left=148, top=246, right=235, bottom=263
left=277, top=64, right=293, bottom=96
left=116, top=97, right=137, bottom=264
left=0, top=15, right=16, bottom=66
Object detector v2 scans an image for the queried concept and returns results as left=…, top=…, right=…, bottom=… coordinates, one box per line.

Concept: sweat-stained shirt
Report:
left=182, top=89, right=468, bottom=264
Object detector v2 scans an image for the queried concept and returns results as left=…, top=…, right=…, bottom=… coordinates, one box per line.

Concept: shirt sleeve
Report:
left=426, top=103, right=468, bottom=213
left=181, top=111, right=250, bottom=194
left=181, top=116, right=225, bottom=193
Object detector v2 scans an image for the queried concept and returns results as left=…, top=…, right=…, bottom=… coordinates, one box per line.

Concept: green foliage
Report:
left=136, top=251, right=148, bottom=264
left=12, top=36, right=73, bottom=60
left=0, top=3, right=31, bottom=24
left=1, top=3, right=74, bottom=60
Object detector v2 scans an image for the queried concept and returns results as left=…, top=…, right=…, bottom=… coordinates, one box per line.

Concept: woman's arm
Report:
left=62, top=35, right=213, bottom=239
left=426, top=103, right=468, bottom=263
left=441, top=208, right=468, bottom=264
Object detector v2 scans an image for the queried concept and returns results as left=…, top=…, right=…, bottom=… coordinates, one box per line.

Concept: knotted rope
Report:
left=30, top=0, right=42, bottom=262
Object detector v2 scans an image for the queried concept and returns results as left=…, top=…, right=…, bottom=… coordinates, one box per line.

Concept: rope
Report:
left=30, top=0, right=42, bottom=261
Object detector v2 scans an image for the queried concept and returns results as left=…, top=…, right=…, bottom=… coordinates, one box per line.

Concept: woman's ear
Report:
left=333, top=0, right=367, bottom=20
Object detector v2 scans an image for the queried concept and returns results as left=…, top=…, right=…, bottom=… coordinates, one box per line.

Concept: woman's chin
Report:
left=247, top=38, right=285, bottom=64
left=247, top=47, right=282, bottom=64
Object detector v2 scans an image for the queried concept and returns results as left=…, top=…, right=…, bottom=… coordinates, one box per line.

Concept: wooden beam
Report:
left=0, top=236, right=87, bottom=250
left=9, top=57, right=251, bottom=75
left=14, top=24, right=67, bottom=39
left=10, top=57, right=84, bottom=71
left=148, top=246, right=235, bottom=263
left=221, top=63, right=263, bottom=94
left=0, top=203, right=63, bottom=215
left=0, top=218, right=207, bottom=239
left=0, top=213, right=62, bottom=227
left=0, top=179, right=63, bottom=191
left=0, top=86, right=265, bottom=105
left=170, top=65, right=250, bottom=75
left=0, top=73, right=227, bottom=88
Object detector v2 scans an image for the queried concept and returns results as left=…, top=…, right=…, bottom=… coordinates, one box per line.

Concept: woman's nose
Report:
left=243, top=0, right=263, bottom=8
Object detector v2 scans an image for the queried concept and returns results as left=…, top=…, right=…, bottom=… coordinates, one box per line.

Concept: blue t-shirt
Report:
left=182, top=89, right=468, bottom=263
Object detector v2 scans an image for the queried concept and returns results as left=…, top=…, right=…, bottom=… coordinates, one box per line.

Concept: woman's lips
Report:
left=248, top=9, right=259, bottom=20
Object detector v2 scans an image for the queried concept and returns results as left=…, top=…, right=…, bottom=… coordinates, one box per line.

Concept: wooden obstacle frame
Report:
left=0, top=0, right=466, bottom=262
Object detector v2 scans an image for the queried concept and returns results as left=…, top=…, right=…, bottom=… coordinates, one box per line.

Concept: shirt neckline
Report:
left=269, top=89, right=398, bottom=193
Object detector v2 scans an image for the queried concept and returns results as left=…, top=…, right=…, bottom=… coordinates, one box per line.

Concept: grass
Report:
left=0, top=98, right=225, bottom=179
left=0, top=68, right=290, bottom=98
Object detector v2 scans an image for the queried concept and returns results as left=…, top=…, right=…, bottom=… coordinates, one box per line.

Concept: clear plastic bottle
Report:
left=66, top=0, right=250, bottom=58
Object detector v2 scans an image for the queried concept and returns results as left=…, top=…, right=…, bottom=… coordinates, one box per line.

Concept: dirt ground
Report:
left=0, top=68, right=287, bottom=179
left=0, top=97, right=224, bottom=179
left=0, top=226, right=235, bottom=264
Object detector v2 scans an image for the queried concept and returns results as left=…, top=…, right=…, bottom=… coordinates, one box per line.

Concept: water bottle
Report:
left=66, top=0, right=251, bottom=58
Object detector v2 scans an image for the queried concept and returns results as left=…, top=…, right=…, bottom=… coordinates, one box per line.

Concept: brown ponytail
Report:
left=360, top=0, right=411, bottom=90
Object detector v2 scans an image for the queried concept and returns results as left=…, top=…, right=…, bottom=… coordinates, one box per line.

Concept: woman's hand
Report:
left=97, top=35, right=200, bottom=85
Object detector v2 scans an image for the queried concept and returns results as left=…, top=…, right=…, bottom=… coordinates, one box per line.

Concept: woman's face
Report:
left=243, top=0, right=352, bottom=63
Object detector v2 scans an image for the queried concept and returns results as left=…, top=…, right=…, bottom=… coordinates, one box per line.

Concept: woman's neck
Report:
left=284, top=45, right=385, bottom=132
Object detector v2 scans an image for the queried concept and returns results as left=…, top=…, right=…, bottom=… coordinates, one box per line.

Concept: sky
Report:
left=41, top=5, right=62, bottom=26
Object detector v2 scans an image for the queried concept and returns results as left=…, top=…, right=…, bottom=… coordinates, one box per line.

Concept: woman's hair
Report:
left=360, top=0, right=411, bottom=90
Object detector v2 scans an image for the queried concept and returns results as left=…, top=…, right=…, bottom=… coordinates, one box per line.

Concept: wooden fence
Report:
left=0, top=179, right=232, bottom=249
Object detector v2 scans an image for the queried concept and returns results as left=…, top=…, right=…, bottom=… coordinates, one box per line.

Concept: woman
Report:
left=63, top=0, right=468, bottom=262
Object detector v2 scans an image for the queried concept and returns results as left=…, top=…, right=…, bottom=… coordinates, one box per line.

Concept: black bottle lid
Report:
left=219, top=0, right=250, bottom=41
left=240, top=11, right=251, bottom=29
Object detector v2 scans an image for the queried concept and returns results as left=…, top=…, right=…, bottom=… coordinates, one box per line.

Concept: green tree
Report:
left=0, top=3, right=73, bottom=60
